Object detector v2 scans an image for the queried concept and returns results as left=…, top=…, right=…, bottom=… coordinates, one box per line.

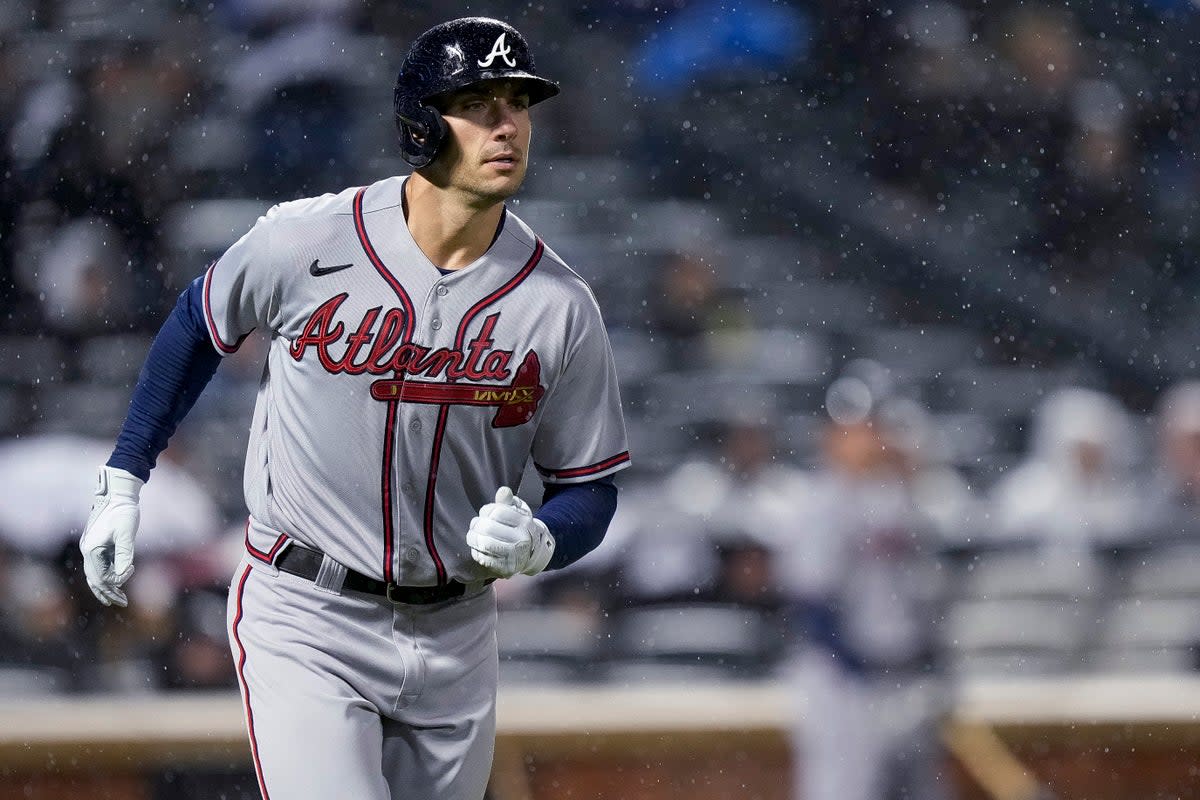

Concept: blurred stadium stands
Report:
left=0, top=0, right=1198, bottom=713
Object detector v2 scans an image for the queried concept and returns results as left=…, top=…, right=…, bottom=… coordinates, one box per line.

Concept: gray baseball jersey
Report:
left=203, top=176, right=630, bottom=585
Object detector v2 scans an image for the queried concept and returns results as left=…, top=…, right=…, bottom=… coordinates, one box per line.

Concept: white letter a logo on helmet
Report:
left=478, top=33, right=517, bottom=68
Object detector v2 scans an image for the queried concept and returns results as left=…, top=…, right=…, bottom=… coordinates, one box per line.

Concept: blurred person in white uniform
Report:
left=779, top=365, right=950, bottom=800
left=1146, top=381, right=1200, bottom=539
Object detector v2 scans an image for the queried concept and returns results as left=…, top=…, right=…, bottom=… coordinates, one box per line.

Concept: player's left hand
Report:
left=467, top=486, right=555, bottom=578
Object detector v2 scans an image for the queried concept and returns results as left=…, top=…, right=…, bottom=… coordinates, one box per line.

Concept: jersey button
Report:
left=409, top=419, right=422, bottom=432
left=402, top=482, right=415, bottom=496
left=404, top=547, right=420, bottom=564
left=436, top=286, right=448, bottom=297
left=430, top=319, right=442, bottom=330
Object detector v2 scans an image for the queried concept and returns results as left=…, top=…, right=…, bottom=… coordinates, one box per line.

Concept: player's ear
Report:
left=396, top=95, right=448, bottom=169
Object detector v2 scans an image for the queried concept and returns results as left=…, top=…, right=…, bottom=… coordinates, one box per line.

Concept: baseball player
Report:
left=79, top=17, right=629, bottom=800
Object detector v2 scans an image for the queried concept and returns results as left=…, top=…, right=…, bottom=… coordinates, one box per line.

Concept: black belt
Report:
left=276, top=543, right=473, bottom=605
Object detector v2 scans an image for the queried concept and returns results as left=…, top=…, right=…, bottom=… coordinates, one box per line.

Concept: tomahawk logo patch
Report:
left=371, top=351, right=545, bottom=428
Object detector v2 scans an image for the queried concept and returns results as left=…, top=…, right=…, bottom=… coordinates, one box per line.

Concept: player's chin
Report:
left=476, top=169, right=526, bottom=201
left=486, top=160, right=526, bottom=184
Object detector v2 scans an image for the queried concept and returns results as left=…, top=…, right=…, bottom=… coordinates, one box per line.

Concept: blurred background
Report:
left=1, top=0, right=1199, bottom=798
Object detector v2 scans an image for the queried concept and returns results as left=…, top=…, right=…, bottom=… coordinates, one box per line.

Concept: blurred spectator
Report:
left=0, top=547, right=29, bottom=677
left=90, top=559, right=178, bottom=692
left=0, top=153, right=31, bottom=329
left=0, top=436, right=226, bottom=693
left=212, top=0, right=363, bottom=36
left=994, top=7, right=1154, bottom=291
left=647, top=250, right=718, bottom=348
left=867, top=1, right=1157, bottom=299
left=631, top=0, right=811, bottom=99
left=225, top=20, right=364, bottom=197
left=703, top=534, right=786, bottom=614
left=865, top=0, right=997, bottom=199
left=646, top=250, right=751, bottom=369
left=31, top=216, right=135, bottom=334
left=695, top=417, right=796, bottom=615
left=0, top=45, right=30, bottom=329
left=1036, top=85, right=1149, bottom=289
left=878, top=394, right=981, bottom=545
left=0, top=434, right=222, bottom=562
left=602, top=461, right=720, bottom=607
left=778, top=371, right=948, bottom=800
left=629, top=0, right=811, bottom=196
left=4, top=557, right=87, bottom=692
left=165, top=587, right=238, bottom=690
left=606, top=414, right=806, bottom=609
left=987, top=387, right=1144, bottom=549
left=1147, top=381, right=1200, bottom=539
left=998, top=6, right=1082, bottom=105
left=13, top=43, right=192, bottom=323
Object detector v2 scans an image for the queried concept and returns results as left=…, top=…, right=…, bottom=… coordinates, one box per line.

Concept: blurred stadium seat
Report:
left=0, top=666, right=70, bottom=697
left=77, top=334, right=152, bottom=387
left=941, top=597, right=1092, bottom=677
left=0, top=335, right=66, bottom=386
left=1125, top=544, right=1200, bottom=600
left=33, top=383, right=132, bottom=435
left=161, top=199, right=268, bottom=288
left=610, top=603, right=783, bottom=680
left=1093, top=598, right=1200, bottom=675
left=958, top=550, right=1108, bottom=603
left=496, top=607, right=605, bottom=683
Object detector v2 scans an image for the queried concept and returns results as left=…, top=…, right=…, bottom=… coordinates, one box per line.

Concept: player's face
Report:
left=433, top=80, right=532, bottom=205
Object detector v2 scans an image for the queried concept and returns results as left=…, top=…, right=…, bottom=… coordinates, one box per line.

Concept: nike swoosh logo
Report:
left=309, top=259, right=354, bottom=277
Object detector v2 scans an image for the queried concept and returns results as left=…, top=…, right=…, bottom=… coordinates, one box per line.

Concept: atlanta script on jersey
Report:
left=202, top=177, right=630, bottom=586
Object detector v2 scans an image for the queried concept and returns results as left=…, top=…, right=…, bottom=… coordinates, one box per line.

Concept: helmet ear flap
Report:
left=396, top=104, right=448, bottom=168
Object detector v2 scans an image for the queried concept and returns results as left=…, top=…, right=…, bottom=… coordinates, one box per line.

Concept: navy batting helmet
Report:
left=394, top=17, right=560, bottom=168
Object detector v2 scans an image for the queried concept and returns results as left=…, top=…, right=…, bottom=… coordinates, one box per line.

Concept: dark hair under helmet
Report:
left=393, top=17, right=560, bottom=168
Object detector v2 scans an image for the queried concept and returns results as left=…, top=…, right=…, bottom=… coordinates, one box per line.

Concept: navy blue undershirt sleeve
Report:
left=792, top=598, right=868, bottom=675
left=107, top=275, right=223, bottom=481
left=535, top=475, right=618, bottom=571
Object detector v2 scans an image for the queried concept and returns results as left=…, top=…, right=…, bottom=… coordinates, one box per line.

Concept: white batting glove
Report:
left=80, top=465, right=144, bottom=607
left=467, top=486, right=555, bottom=578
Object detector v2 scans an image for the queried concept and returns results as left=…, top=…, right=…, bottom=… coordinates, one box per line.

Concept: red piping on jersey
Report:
left=353, top=188, right=416, bottom=328
left=353, top=185, right=416, bottom=584
left=232, top=564, right=272, bottom=800
left=243, top=519, right=289, bottom=565
left=203, top=262, right=244, bottom=354
left=380, top=399, right=400, bottom=581
left=536, top=450, right=631, bottom=480
left=418, top=237, right=545, bottom=584
left=454, top=239, right=544, bottom=350
left=421, top=404, right=452, bottom=583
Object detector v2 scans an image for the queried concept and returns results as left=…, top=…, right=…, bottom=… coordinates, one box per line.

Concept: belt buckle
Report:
left=385, top=582, right=403, bottom=604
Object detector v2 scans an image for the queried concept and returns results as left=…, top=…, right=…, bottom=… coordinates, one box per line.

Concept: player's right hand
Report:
left=80, top=465, right=144, bottom=607
left=467, top=486, right=556, bottom=578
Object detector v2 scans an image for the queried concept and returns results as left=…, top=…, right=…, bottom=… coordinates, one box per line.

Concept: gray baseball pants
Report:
left=226, top=555, right=498, bottom=800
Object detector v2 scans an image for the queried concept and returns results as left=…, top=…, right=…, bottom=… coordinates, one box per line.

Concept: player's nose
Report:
left=490, top=103, right=519, bottom=138
left=493, top=118, right=516, bottom=141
